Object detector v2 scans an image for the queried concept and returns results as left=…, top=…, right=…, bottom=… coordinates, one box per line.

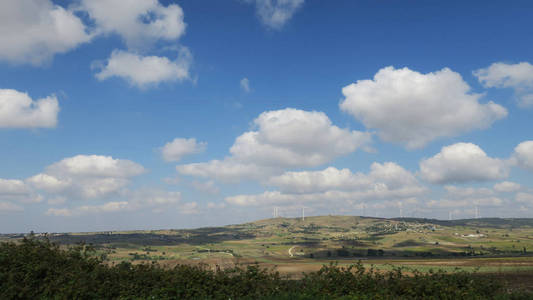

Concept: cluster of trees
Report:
left=1, top=238, right=531, bottom=299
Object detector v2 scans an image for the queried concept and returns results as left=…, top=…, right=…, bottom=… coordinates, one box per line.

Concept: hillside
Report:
left=3, top=216, right=533, bottom=263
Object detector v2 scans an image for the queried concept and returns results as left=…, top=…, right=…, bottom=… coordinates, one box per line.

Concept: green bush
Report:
left=0, top=238, right=529, bottom=299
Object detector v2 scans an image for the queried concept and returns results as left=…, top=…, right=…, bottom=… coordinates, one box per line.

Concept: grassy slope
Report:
left=3, top=216, right=533, bottom=274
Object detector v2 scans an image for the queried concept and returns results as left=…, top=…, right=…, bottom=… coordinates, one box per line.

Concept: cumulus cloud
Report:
left=94, top=49, right=192, bottom=88
left=177, top=108, right=371, bottom=182
left=240, top=78, right=251, bottom=92
left=230, top=109, right=371, bottom=167
left=474, top=62, right=533, bottom=107
left=493, top=181, right=521, bottom=193
left=425, top=185, right=504, bottom=211
left=0, top=89, right=59, bottom=128
left=29, top=155, right=145, bottom=199
left=266, top=167, right=371, bottom=194
left=247, top=0, right=304, bottom=30
left=26, top=173, right=71, bottom=193
left=226, top=162, right=426, bottom=207
left=340, top=66, right=508, bottom=149
left=267, top=162, right=422, bottom=194
left=161, top=138, right=206, bottom=162
left=82, top=0, right=193, bottom=89
left=426, top=197, right=503, bottom=209
left=46, top=189, right=183, bottom=217
left=511, top=141, right=533, bottom=172
left=419, top=143, right=508, bottom=184
left=0, top=179, right=31, bottom=195
left=47, top=155, right=145, bottom=178
left=80, top=0, right=186, bottom=49
left=0, top=0, right=91, bottom=65
left=444, top=185, right=494, bottom=198
left=0, top=179, right=42, bottom=204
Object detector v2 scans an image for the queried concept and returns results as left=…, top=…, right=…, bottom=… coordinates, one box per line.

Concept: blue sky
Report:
left=1, top=0, right=533, bottom=233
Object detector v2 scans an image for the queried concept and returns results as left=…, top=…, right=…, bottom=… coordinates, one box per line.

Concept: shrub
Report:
left=0, top=238, right=529, bottom=299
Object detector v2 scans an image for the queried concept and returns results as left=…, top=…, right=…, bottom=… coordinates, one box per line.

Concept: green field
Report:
left=3, top=215, right=533, bottom=278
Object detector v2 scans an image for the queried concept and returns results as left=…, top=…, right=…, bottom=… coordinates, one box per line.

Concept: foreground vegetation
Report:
left=1, top=238, right=532, bottom=299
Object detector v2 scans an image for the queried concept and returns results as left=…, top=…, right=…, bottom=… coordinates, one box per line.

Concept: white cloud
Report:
left=230, top=109, right=371, bottom=167
left=426, top=197, right=503, bottom=209
left=226, top=190, right=294, bottom=206
left=240, top=78, right=251, bottom=92
left=77, top=178, right=131, bottom=199
left=226, top=188, right=424, bottom=208
left=493, top=181, right=521, bottom=193
left=474, top=62, right=533, bottom=107
left=177, top=159, right=279, bottom=183
left=81, top=0, right=193, bottom=89
left=0, top=0, right=91, bottom=65
left=425, top=185, right=504, bottom=209
left=177, top=108, right=371, bottom=182
left=48, top=201, right=130, bottom=216
left=444, top=185, right=494, bottom=198
left=46, top=189, right=183, bottom=216
left=46, top=155, right=145, bottom=178
left=0, top=89, right=59, bottom=128
left=0, top=179, right=42, bottom=204
left=125, top=189, right=181, bottom=207
left=516, top=192, right=533, bottom=205
left=267, top=162, right=422, bottom=194
left=267, top=166, right=370, bottom=194
left=78, top=201, right=124, bottom=213
left=248, top=0, right=304, bottom=30
left=80, top=0, right=186, bottom=49
left=0, top=179, right=31, bottom=195
left=47, top=196, right=67, bottom=205
left=191, top=180, right=220, bottom=195
left=0, top=0, right=190, bottom=67
left=29, top=155, right=145, bottom=199
left=162, top=176, right=181, bottom=185
left=94, top=49, right=192, bottom=88
left=161, top=138, right=206, bottom=162
left=512, top=141, right=533, bottom=172
left=45, top=208, right=73, bottom=217
left=26, top=174, right=71, bottom=193
left=0, top=202, right=24, bottom=212
left=179, top=202, right=199, bottom=214
left=207, top=202, right=226, bottom=209
left=226, top=162, right=426, bottom=207
left=475, top=62, right=533, bottom=88
left=340, top=66, right=508, bottom=149
left=419, top=143, right=508, bottom=184
left=426, top=199, right=468, bottom=209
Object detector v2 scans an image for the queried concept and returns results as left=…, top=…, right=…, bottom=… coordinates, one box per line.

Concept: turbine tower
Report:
left=302, top=207, right=305, bottom=221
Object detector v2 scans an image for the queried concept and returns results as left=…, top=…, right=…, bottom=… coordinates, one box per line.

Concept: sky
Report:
left=1, top=0, right=533, bottom=233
